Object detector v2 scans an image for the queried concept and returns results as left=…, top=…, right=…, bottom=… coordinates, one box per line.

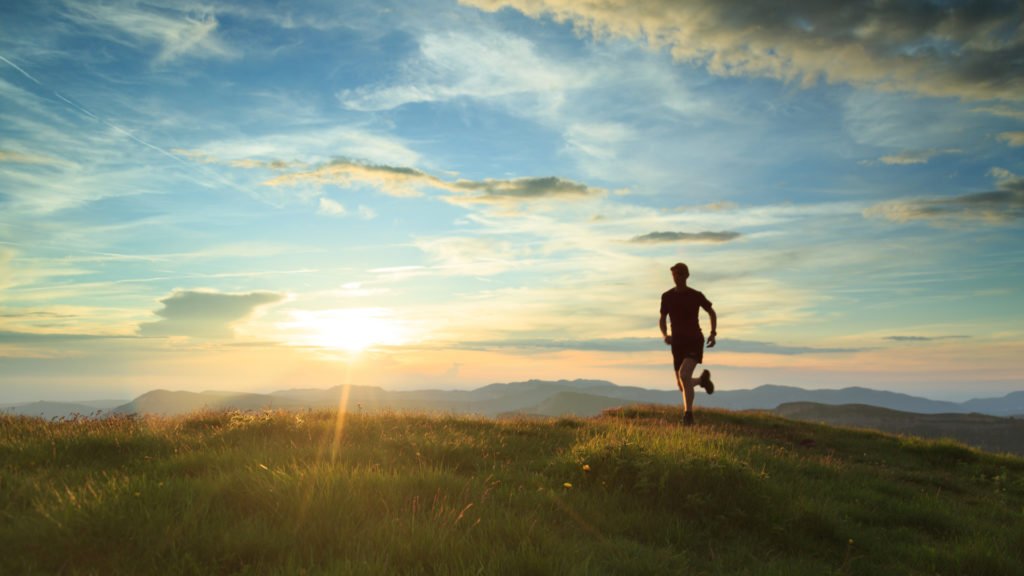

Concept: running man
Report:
left=659, top=262, right=717, bottom=426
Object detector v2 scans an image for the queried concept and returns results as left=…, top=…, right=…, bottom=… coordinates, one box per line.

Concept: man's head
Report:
left=670, top=262, right=689, bottom=287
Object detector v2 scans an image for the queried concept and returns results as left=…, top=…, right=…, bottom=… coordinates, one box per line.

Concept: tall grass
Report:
left=2, top=406, right=1022, bottom=575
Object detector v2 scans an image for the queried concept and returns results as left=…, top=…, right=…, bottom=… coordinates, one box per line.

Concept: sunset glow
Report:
left=1, top=1, right=1021, bottom=403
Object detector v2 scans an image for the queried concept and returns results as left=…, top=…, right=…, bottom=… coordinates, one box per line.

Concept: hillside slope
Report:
left=773, top=402, right=1024, bottom=456
left=2, top=406, right=1022, bottom=575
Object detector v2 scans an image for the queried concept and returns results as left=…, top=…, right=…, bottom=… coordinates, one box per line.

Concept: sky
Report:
left=1, top=0, right=1023, bottom=403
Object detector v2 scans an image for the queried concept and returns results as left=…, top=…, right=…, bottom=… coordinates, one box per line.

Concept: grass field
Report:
left=2, top=405, right=1022, bottom=575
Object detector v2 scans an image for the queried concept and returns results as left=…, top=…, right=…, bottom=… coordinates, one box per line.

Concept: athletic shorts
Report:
left=671, top=334, right=704, bottom=372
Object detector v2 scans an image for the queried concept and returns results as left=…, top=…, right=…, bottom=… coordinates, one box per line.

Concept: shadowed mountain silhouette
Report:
left=100, top=380, right=1024, bottom=419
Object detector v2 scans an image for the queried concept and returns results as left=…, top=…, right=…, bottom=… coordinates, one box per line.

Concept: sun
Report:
left=282, top=308, right=407, bottom=353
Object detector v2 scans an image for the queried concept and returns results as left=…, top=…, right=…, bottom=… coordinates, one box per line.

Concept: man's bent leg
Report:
left=678, top=358, right=698, bottom=414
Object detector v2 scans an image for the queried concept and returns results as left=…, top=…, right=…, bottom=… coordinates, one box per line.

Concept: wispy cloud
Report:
left=865, top=168, right=1024, bottom=224
left=974, top=105, right=1024, bottom=121
left=412, top=236, right=533, bottom=277
left=62, top=0, right=238, bottom=64
left=463, top=0, right=1024, bottom=102
left=337, top=29, right=586, bottom=114
left=178, top=126, right=424, bottom=171
left=628, top=231, right=741, bottom=244
left=138, top=290, right=284, bottom=339
left=317, top=197, right=346, bottom=216
left=264, top=159, right=437, bottom=197
left=997, top=132, right=1024, bottom=148
left=873, top=148, right=961, bottom=166
left=884, top=335, right=969, bottom=342
left=453, top=337, right=865, bottom=355
left=259, top=158, right=605, bottom=204
left=0, top=149, right=68, bottom=167
left=717, top=339, right=867, bottom=355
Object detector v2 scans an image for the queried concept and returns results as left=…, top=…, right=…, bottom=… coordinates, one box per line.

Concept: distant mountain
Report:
left=1, top=400, right=124, bottom=419
left=509, top=391, right=634, bottom=418
left=698, top=384, right=967, bottom=413
left=959, top=391, right=1024, bottom=416
left=773, top=402, right=1024, bottom=456
left=8, top=379, right=1022, bottom=422
left=112, top=389, right=309, bottom=416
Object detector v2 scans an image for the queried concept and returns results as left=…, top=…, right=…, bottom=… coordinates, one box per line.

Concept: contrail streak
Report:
left=54, top=91, right=98, bottom=119
left=0, top=52, right=258, bottom=198
left=0, top=54, right=42, bottom=84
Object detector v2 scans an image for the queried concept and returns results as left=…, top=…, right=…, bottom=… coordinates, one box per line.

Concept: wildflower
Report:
left=582, top=464, right=591, bottom=472
left=563, top=482, right=573, bottom=489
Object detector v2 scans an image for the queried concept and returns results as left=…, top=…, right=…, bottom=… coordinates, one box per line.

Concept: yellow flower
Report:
left=563, top=482, right=573, bottom=489
left=582, top=464, right=591, bottom=472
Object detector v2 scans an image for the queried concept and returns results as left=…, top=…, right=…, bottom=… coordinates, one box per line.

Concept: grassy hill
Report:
left=773, top=402, right=1024, bottom=456
left=2, top=406, right=1022, bottom=575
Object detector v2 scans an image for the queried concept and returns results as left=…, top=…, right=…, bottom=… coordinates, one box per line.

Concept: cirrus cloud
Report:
left=63, top=0, right=238, bottom=64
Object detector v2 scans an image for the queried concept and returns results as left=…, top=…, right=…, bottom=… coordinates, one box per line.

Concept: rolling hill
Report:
left=772, top=402, right=1024, bottom=456
left=3, top=405, right=1022, bottom=574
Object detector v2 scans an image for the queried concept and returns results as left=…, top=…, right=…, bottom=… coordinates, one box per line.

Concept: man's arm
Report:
left=659, top=312, right=671, bottom=345
left=705, top=305, right=717, bottom=348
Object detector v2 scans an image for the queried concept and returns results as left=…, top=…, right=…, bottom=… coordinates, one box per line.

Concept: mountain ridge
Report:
left=6, top=379, right=1022, bottom=419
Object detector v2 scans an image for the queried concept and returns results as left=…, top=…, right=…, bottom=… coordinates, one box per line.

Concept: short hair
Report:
left=670, top=262, right=689, bottom=273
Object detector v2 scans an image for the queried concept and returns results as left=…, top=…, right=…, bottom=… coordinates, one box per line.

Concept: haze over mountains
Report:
left=4, top=379, right=1023, bottom=419
left=6, top=380, right=1023, bottom=455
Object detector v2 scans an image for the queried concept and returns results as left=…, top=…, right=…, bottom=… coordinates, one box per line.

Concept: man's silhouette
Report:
left=659, top=262, right=716, bottom=426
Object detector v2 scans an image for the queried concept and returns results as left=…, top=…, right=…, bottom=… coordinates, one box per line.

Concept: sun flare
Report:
left=282, top=308, right=407, bottom=353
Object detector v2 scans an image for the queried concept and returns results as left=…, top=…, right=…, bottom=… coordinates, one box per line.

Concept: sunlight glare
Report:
left=282, top=308, right=407, bottom=353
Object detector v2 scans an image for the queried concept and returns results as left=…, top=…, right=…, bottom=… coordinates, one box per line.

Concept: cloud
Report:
left=458, top=337, right=662, bottom=352
left=0, top=330, right=126, bottom=343
left=62, top=1, right=237, bottom=63
left=413, top=236, right=531, bottom=276
left=357, top=205, right=377, bottom=220
left=317, top=197, right=346, bottom=216
left=865, top=168, right=1024, bottom=224
left=260, top=158, right=604, bottom=204
left=629, top=231, right=742, bottom=244
left=181, top=126, right=424, bottom=168
left=997, top=132, right=1024, bottom=147
left=875, top=148, right=961, bottom=166
left=717, top=339, right=866, bottom=355
left=884, top=335, right=969, bottom=342
left=456, top=337, right=864, bottom=354
left=462, top=0, right=1024, bottom=102
left=0, top=150, right=67, bottom=167
left=263, top=159, right=439, bottom=197
left=337, top=30, right=585, bottom=113
left=973, top=105, right=1024, bottom=121
left=138, top=290, right=284, bottom=339
left=446, top=176, right=604, bottom=205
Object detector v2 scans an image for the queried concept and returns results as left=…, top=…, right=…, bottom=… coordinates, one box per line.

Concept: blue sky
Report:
left=1, top=0, right=1022, bottom=402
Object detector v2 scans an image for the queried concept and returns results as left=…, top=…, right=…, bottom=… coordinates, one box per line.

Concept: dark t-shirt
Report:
left=660, top=287, right=712, bottom=339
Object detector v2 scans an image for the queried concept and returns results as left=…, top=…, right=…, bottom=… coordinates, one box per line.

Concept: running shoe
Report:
left=699, top=369, right=714, bottom=394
